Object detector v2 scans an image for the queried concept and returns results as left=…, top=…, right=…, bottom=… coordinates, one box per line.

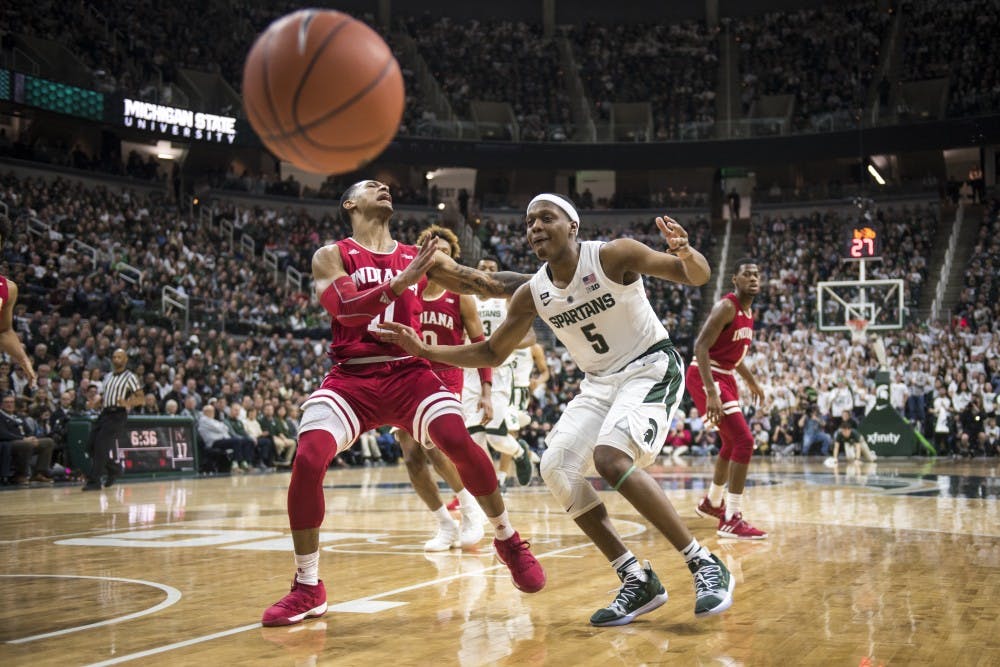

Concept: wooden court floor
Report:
left=1, top=457, right=998, bottom=666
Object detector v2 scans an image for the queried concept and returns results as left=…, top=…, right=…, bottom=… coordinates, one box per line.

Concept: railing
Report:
left=930, top=205, right=964, bottom=322
left=27, top=217, right=50, bottom=239
left=71, top=239, right=98, bottom=270
left=219, top=218, right=234, bottom=251
left=286, top=267, right=303, bottom=292
left=240, top=234, right=255, bottom=259
left=162, top=285, right=190, bottom=334
left=116, top=261, right=143, bottom=287
left=263, top=249, right=279, bottom=281
left=712, top=219, right=733, bottom=304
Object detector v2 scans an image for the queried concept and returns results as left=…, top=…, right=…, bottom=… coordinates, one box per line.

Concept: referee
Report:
left=82, top=348, right=144, bottom=491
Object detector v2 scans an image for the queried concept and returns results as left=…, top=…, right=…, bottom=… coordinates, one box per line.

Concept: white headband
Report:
left=527, top=194, right=580, bottom=223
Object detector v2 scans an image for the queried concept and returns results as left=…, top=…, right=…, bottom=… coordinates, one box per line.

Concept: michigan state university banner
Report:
left=859, top=370, right=916, bottom=456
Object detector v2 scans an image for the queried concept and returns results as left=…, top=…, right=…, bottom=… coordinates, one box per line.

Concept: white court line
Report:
left=84, top=623, right=262, bottom=667
left=3, top=574, right=181, bottom=644
left=77, top=520, right=648, bottom=666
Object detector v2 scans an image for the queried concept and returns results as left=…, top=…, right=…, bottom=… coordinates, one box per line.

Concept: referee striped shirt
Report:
left=101, top=370, right=140, bottom=410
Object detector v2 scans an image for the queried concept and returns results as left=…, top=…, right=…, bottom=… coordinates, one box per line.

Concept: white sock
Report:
left=611, top=550, right=648, bottom=582
left=680, top=538, right=711, bottom=563
left=433, top=505, right=453, bottom=527
left=488, top=509, right=516, bottom=540
left=294, top=551, right=320, bottom=586
left=497, top=470, right=508, bottom=486
left=457, top=488, right=478, bottom=513
left=506, top=435, right=525, bottom=458
left=708, top=483, right=726, bottom=506
left=725, top=492, right=743, bottom=521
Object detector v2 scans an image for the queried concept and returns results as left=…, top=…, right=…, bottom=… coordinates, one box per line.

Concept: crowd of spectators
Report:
left=405, top=16, right=572, bottom=142
left=743, top=203, right=939, bottom=329
left=1, top=167, right=998, bottom=488
left=570, top=21, right=719, bottom=140
left=5, top=1, right=999, bottom=143
left=900, top=0, right=1000, bottom=118
left=733, top=2, right=889, bottom=130
left=952, top=198, right=999, bottom=333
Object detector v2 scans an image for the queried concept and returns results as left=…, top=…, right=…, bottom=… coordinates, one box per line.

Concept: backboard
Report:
left=816, top=278, right=905, bottom=332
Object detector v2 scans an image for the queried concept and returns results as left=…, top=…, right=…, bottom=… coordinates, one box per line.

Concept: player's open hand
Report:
left=655, top=215, right=690, bottom=254
left=391, top=235, right=439, bottom=293
left=376, top=322, right=426, bottom=356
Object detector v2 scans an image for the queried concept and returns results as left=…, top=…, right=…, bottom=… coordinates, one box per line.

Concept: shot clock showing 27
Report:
left=845, top=224, right=881, bottom=259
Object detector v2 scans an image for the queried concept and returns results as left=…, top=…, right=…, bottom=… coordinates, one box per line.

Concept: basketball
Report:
left=241, top=9, right=404, bottom=175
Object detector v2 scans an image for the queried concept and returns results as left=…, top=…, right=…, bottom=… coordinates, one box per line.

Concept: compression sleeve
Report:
left=319, top=276, right=398, bottom=327
left=470, top=334, right=493, bottom=385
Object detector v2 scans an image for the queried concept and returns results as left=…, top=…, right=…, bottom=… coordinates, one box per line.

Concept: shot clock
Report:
left=845, top=225, right=881, bottom=260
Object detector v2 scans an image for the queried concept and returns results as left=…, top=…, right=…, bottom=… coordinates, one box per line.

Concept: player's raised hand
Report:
left=655, top=215, right=691, bottom=254
left=391, top=235, right=439, bottom=293
left=376, top=321, right=426, bottom=356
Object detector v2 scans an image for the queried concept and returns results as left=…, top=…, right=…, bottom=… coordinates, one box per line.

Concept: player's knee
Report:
left=540, top=438, right=601, bottom=518
left=292, top=430, right=335, bottom=480
left=592, top=444, right=632, bottom=483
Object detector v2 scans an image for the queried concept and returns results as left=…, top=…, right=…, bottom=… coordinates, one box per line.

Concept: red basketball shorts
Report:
left=685, top=364, right=754, bottom=463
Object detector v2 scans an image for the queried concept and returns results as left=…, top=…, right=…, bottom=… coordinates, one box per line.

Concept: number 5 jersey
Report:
left=527, top=240, right=669, bottom=375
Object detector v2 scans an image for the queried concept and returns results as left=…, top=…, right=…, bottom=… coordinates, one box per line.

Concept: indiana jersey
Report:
left=510, top=347, right=533, bottom=388
left=0, top=275, right=8, bottom=311
left=327, top=238, right=426, bottom=364
left=529, top=241, right=669, bottom=375
left=419, top=289, right=463, bottom=373
left=707, top=292, right=754, bottom=370
left=474, top=295, right=514, bottom=367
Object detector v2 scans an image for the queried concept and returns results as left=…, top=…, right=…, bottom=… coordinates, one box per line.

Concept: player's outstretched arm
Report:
left=602, top=216, right=710, bottom=286
left=0, top=280, right=35, bottom=385
left=427, top=251, right=531, bottom=298
left=735, top=361, right=765, bottom=406
left=378, top=284, right=538, bottom=368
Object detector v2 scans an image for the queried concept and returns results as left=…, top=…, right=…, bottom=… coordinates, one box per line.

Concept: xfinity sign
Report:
left=123, top=99, right=237, bottom=144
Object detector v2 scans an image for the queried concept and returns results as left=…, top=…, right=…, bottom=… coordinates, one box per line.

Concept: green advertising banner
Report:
left=859, top=370, right=917, bottom=456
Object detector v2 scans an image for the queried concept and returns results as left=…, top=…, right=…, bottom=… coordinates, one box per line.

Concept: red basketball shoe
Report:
left=716, top=513, right=767, bottom=540
left=494, top=532, right=546, bottom=593
left=262, top=579, right=328, bottom=627
left=695, top=496, right=726, bottom=521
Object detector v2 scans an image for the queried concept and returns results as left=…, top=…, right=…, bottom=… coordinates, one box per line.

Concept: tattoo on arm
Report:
left=447, top=266, right=530, bottom=298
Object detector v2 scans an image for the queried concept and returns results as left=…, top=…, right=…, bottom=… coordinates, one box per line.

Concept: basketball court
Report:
left=2, top=459, right=997, bottom=666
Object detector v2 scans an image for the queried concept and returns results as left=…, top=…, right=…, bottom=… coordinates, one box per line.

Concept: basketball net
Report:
left=848, top=318, right=889, bottom=369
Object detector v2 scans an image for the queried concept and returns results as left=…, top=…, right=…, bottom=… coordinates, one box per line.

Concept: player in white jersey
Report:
left=379, top=193, right=735, bottom=627
left=462, top=256, right=534, bottom=487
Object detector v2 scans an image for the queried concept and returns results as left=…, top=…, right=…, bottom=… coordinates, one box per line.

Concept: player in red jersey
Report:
left=0, top=219, right=35, bottom=385
left=687, top=259, right=767, bottom=539
left=262, top=181, right=545, bottom=627
left=396, top=225, right=492, bottom=552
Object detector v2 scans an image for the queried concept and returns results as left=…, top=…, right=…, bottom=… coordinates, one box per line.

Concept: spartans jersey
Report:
left=510, top=347, right=533, bottom=388
left=474, top=295, right=514, bottom=368
left=528, top=241, right=669, bottom=375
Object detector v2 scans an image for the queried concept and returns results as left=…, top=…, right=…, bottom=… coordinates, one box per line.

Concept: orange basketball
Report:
left=242, top=9, right=404, bottom=175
